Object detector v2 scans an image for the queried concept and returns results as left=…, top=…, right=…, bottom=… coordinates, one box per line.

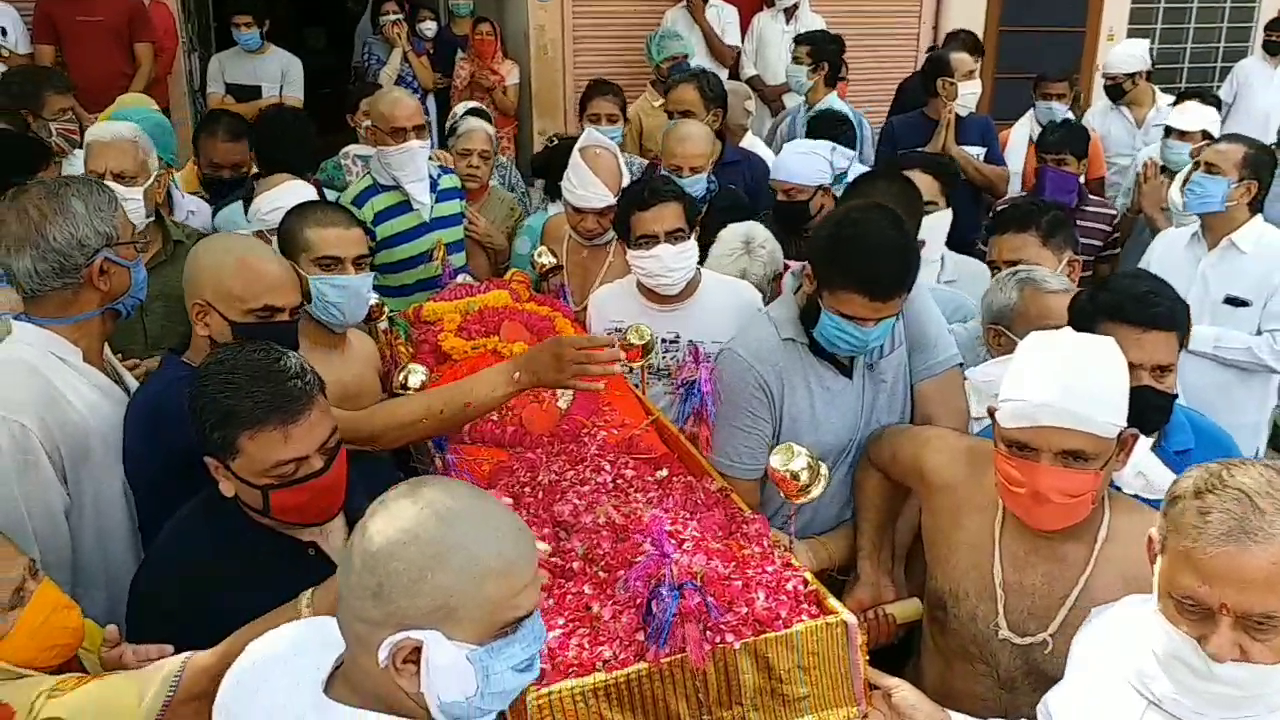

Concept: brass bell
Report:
left=767, top=442, right=830, bottom=505
left=390, top=362, right=431, bottom=394
left=364, top=296, right=388, bottom=326
left=618, top=323, right=656, bottom=368
left=530, top=245, right=564, bottom=280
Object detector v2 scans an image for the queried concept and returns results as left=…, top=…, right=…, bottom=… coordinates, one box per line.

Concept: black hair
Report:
left=1068, top=268, right=1190, bottom=348
left=805, top=108, right=858, bottom=151
left=984, top=197, right=1079, bottom=255
left=892, top=151, right=962, bottom=201
left=0, top=130, right=54, bottom=196
left=472, top=15, right=499, bottom=40
left=253, top=105, right=321, bottom=178
left=578, top=78, right=627, bottom=120
left=1264, top=16, right=1280, bottom=34
left=1172, top=87, right=1223, bottom=113
left=346, top=81, right=381, bottom=118
left=0, top=65, right=75, bottom=115
left=612, top=172, right=699, bottom=245
left=194, top=108, right=253, bottom=154
left=1036, top=119, right=1090, bottom=162
left=1032, top=69, right=1076, bottom=92
left=919, top=48, right=959, bottom=100
left=839, top=166, right=925, bottom=236
left=530, top=134, right=577, bottom=202
left=793, top=30, right=845, bottom=88
left=189, top=341, right=328, bottom=463
left=0, top=109, right=30, bottom=134
left=809, top=200, right=920, bottom=302
left=368, top=0, right=406, bottom=30
left=406, top=0, right=437, bottom=22
left=226, top=0, right=268, bottom=25
left=695, top=186, right=754, bottom=262
left=1217, top=132, right=1278, bottom=215
left=277, top=200, right=367, bottom=263
left=940, top=28, right=985, bottom=60
left=665, top=67, right=729, bottom=129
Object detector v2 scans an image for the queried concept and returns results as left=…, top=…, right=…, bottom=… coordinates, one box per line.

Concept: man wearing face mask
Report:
left=126, top=342, right=397, bottom=652
left=586, top=173, right=762, bottom=416
left=999, top=69, right=1108, bottom=197
left=84, top=121, right=207, bottom=365
left=657, top=118, right=754, bottom=260
left=985, top=197, right=1084, bottom=285
left=845, top=327, right=1156, bottom=718
left=738, top=0, right=827, bottom=138
left=625, top=28, right=693, bottom=161
left=992, top=119, right=1122, bottom=281
left=213, top=476, right=545, bottom=720
left=1217, top=16, right=1280, bottom=145
left=206, top=1, right=305, bottom=119
left=1082, top=38, right=1174, bottom=203
left=897, top=151, right=989, bottom=305
left=1066, top=269, right=1240, bottom=508
left=877, top=46, right=1009, bottom=257
left=0, top=65, right=85, bottom=175
left=766, top=31, right=876, bottom=166
left=0, top=177, right=147, bottom=628
left=768, top=137, right=861, bottom=260
left=1139, top=133, right=1280, bottom=458
left=238, top=174, right=323, bottom=242
left=175, top=108, right=255, bottom=208
left=712, top=200, right=965, bottom=577
left=341, top=87, right=469, bottom=310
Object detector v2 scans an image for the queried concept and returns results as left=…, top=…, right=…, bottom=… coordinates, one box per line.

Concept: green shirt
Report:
left=110, top=217, right=206, bottom=360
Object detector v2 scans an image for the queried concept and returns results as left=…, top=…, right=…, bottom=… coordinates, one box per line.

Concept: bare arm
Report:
left=33, top=44, right=55, bottom=66
left=489, top=82, right=518, bottom=118
left=404, top=46, right=436, bottom=92
left=911, top=366, right=967, bottom=431
left=693, top=11, right=738, bottom=70
left=724, top=475, right=762, bottom=511
left=949, top=144, right=1009, bottom=198
left=798, top=521, right=855, bottom=573
left=128, top=43, right=154, bottom=93
left=207, top=94, right=275, bottom=119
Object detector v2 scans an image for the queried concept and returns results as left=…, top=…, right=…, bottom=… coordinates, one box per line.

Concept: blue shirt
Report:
left=713, top=141, right=771, bottom=217
left=876, top=109, right=1005, bottom=254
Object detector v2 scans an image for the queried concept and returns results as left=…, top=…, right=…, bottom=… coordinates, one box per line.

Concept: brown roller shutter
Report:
left=565, top=0, right=675, bottom=126
left=810, top=0, right=925, bottom=126
left=8, top=0, right=33, bottom=24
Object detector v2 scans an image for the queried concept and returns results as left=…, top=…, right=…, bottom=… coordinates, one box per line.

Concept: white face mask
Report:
left=416, top=19, right=438, bottom=39
left=773, top=0, right=800, bottom=9
left=917, top=207, right=953, bottom=262
left=952, top=78, right=984, bottom=117
left=105, top=172, right=158, bottom=231
left=374, top=139, right=432, bottom=184
left=626, top=240, right=699, bottom=296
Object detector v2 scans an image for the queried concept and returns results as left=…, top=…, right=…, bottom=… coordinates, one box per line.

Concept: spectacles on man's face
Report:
left=370, top=123, right=430, bottom=144
left=625, top=230, right=692, bottom=251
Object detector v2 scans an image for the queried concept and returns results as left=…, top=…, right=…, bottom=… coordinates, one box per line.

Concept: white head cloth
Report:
left=1165, top=100, right=1222, bottom=138
left=1102, top=38, right=1153, bottom=75
left=994, top=327, right=1129, bottom=439
left=770, top=138, right=860, bottom=188
left=560, top=127, right=630, bottom=210
left=246, top=178, right=320, bottom=231
left=378, top=629, right=483, bottom=720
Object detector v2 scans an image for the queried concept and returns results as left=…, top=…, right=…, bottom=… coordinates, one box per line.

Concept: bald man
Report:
left=725, top=80, right=775, bottom=168
left=659, top=119, right=754, bottom=260
left=213, top=476, right=545, bottom=718
left=340, top=87, right=473, bottom=310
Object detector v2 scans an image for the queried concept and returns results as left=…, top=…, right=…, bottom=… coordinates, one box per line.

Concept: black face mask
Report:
left=1103, top=79, right=1133, bottom=104
left=202, top=173, right=252, bottom=209
left=208, top=304, right=302, bottom=352
left=1128, top=384, right=1178, bottom=436
left=1263, top=39, right=1280, bottom=58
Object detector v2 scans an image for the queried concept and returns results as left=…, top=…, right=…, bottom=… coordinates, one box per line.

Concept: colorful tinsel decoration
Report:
left=670, top=344, right=718, bottom=455
left=435, top=238, right=456, bottom=286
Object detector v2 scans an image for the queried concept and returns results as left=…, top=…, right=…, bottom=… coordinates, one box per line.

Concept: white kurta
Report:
left=0, top=321, right=141, bottom=627
left=660, top=0, right=743, bottom=80
left=737, top=3, right=827, bottom=138
left=1219, top=55, right=1280, bottom=144
left=1082, top=90, right=1174, bottom=203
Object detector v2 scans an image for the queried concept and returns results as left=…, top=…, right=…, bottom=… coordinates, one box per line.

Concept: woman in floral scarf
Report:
left=449, top=16, right=520, bottom=159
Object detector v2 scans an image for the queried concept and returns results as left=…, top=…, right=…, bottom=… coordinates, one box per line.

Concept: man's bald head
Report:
left=578, top=145, right=624, bottom=197
left=338, top=476, right=540, bottom=646
left=661, top=119, right=716, bottom=178
left=182, top=233, right=304, bottom=350
left=368, top=87, right=427, bottom=146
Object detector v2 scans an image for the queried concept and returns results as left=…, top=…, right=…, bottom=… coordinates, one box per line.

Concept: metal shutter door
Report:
left=811, top=0, right=925, bottom=125
left=9, top=0, right=33, bottom=24
left=565, top=0, right=675, bottom=126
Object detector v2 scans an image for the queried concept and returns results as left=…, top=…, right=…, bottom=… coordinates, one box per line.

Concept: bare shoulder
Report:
left=870, top=424, right=986, bottom=490
left=1105, top=491, right=1160, bottom=590
left=348, top=329, right=383, bottom=370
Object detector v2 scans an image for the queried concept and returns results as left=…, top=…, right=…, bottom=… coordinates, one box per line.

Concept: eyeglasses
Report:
left=370, top=123, right=430, bottom=144
left=625, top=232, right=692, bottom=251
left=109, top=237, right=153, bottom=256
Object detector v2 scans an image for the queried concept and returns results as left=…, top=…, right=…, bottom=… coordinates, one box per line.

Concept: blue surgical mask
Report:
left=233, top=28, right=264, bottom=52
left=663, top=169, right=710, bottom=200
left=448, top=0, right=475, bottom=17
left=1160, top=139, right=1194, bottom=172
left=663, top=59, right=692, bottom=79
left=307, top=273, right=375, bottom=333
left=1032, top=101, right=1073, bottom=126
left=785, top=63, right=815, bottom=96
left=433, top=612, right=546, bottom=720
left=589, top=124, right=624, bottom=146
left=19, top=249, right=149, bottom=326
left=1182, top=171, right=1239, bottom=216
left=812, top=303, right=897, bottom=357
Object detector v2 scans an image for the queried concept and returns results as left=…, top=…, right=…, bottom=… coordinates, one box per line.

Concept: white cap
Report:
left=1166, top=100, right=1222, bottom=138
left=1102, top=38, right=1153, bottom=75
left=994, top=328, right=1129, bottom=439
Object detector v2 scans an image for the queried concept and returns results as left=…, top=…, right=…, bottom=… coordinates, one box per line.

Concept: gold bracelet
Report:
left=297, top=587, right=316, bottom=619
left=812, top=536, right=838, bottom=572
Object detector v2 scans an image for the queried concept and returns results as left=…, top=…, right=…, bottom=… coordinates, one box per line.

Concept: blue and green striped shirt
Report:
left=339, top=167, right=468, bottom=310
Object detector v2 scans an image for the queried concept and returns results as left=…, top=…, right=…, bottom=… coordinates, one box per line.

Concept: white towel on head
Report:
left=1102, top=38, right=1153, bottom=74
left=770, top=138, right=860, bottom=188
left=560, top=127, right=630, bottom=210
left=994, top=327, right=1130, bottom=439
left=246, top=178, right=320, bottom=231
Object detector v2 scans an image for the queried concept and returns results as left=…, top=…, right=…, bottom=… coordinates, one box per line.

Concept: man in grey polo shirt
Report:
left=711, top=198, right=965, bottom=576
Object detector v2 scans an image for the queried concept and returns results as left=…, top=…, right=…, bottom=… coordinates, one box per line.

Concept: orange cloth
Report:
left=999, top=127, right=1107, bottom=193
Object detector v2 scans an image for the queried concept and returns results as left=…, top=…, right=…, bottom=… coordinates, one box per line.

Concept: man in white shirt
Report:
left=587, top=172, right=762, bottom=418
left=1138, top=133, right=1280, bottom=458
left=659, top=0, right=741, bottom=80
left=207, top=2, right=305, bottom=119
left=738, top=0, right=825, bottom=137
left=0, top=176, right=145, bottom=627
left=869, top=458, right=1280, bottom=720
left=1218, top=17, right=1280, bottom=144
left=1083, top=38, right=1174, bottom=203
left=724, top=79, right=775, bottom=167
left=0, top=0, right=32, bottom=75
left=897, top=150, right=989, bottom=305
left=213, top=476, right=546, bottom=719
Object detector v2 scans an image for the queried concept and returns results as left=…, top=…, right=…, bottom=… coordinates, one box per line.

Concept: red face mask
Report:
left=472, top=37, right=498, bottom=61
left=993, top=446, right=1105, bottom=532
left=230, top=447, right=349, bottom=527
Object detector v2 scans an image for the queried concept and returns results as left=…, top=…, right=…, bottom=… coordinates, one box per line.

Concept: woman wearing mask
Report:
left=361, top=0, right=441, bottom=146
left=578, top=78, right=649, bottom=179
left=433, top=0, right=473, bottom=136
left=450, top=16, right=520, bottom=159
left=447, top=115, right=523, bottom=278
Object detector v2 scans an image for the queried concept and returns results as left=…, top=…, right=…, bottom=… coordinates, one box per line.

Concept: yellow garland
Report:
left=416, top=283, right=574, bottom=362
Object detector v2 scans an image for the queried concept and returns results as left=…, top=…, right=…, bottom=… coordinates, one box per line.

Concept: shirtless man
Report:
left=845, top=327, right=1156, bottom=718
left=541, top=128, right=631, bottom=323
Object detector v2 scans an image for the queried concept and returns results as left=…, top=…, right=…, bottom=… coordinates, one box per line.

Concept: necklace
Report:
left=560, top=228, right=617, bottom=312
left=990, top=493, right=1110, bottom=655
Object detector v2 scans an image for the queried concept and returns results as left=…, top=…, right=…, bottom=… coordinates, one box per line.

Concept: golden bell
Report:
left=530, top=245, right=564, bottom=279
left=364, top=296, right=388, bottom=325
left=619, top=323, right=656, bottom=368
left=767, top=442, right=830, bottom=505
left=391, top=362, right=431, bottom=395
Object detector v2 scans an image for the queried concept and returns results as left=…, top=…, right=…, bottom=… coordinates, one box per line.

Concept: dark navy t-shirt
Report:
left=875, top=109, right=1006, bottom=254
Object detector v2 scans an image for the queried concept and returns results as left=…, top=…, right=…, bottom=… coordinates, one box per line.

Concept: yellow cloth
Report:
left=99, top=93, right=162, bottom=121
left=624, top=85, right=669, bottom=162
left=176, top=160, right=203, bottom=196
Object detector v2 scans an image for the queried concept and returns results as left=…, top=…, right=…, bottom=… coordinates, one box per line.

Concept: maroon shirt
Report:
left=991, top=190, right=1122, bottom=279
left=33, top=0, right=156, bottom=113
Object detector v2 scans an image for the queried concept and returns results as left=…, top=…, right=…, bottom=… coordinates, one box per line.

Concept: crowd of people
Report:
left=1, top=0, right=1280, bottom=716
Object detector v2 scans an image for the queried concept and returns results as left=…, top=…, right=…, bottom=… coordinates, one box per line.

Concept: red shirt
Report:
left=32, top=0, right=157, bottom=113
left=144, top=0, right=178, bottom=109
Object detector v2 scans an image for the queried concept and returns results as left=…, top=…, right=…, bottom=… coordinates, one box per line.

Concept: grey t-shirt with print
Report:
left=206, top=45, right=305, bottom=103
